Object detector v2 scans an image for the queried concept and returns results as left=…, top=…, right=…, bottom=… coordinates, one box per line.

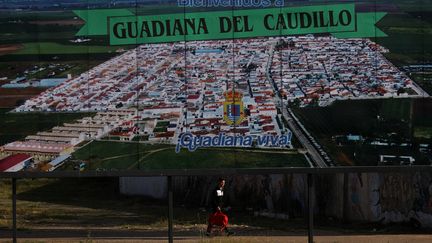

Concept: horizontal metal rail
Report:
left=0, top=166, right=431, bottom=178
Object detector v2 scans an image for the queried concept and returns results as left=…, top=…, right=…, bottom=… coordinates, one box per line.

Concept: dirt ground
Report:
left=0, top=44, right=22, bottom=56
left=0, top=87, right=45, bottom=108
left=1, top=229, right=432, bottom=243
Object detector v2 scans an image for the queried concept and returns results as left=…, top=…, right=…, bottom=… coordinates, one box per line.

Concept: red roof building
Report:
left=0, top=154, right=32, bottom=172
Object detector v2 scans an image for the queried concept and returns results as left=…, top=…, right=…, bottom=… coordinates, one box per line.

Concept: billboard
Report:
left=0, top=0, right=431, bottom=172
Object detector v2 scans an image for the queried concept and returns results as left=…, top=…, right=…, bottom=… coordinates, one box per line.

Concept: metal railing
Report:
left=1, top=165, right=432, bottom=243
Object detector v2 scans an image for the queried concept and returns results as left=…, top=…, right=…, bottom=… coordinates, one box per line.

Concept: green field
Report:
left=373, top=5, right=432, bottom=94
left=376, top=12, right=432, bottom=63
left=71, top=140, right=308, bottom=170
left=0, top=108, right=94, bottom=146
left=293, top=98, right=432, bottom=166
left=142, top=147, right=308, bottom=170
left=293, top=99, right=415, bottom=139
left=414, top=127, right=432, bottom=139
left=13, top=42, right=122, bottom=55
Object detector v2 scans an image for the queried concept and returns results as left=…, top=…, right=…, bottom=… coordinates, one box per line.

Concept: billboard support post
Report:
left=168, top=176, right=174, bottom=243
left=12, top=178, right=17, bottom=243
left=307, top=174, right=314, bottom=243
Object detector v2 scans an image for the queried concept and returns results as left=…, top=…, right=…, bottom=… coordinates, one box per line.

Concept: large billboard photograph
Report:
left=0, top=0, right=431, bottom=172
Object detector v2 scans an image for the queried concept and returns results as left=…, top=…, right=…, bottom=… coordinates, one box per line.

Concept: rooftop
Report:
left=0, top=154, right=32, bottom=172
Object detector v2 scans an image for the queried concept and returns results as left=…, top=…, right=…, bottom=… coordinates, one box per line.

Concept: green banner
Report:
left=74, top=4, right=387, bottom=45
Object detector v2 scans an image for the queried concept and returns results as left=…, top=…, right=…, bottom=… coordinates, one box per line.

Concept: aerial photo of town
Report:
left=0, top=0, right=431, bottom=173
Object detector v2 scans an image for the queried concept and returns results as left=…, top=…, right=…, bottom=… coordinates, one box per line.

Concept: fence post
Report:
left=12, top=178, right=17, bottom=243
left=343, top=173, right=349, bottom=223
left=168, top=176, right=173, bottom=243
left=307, top=174, right=314, bottom=243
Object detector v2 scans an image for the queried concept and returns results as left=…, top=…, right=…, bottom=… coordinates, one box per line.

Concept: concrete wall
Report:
left=119, top=177, right=167, bottom=198
left=120, top=172, right=432, bottom=228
